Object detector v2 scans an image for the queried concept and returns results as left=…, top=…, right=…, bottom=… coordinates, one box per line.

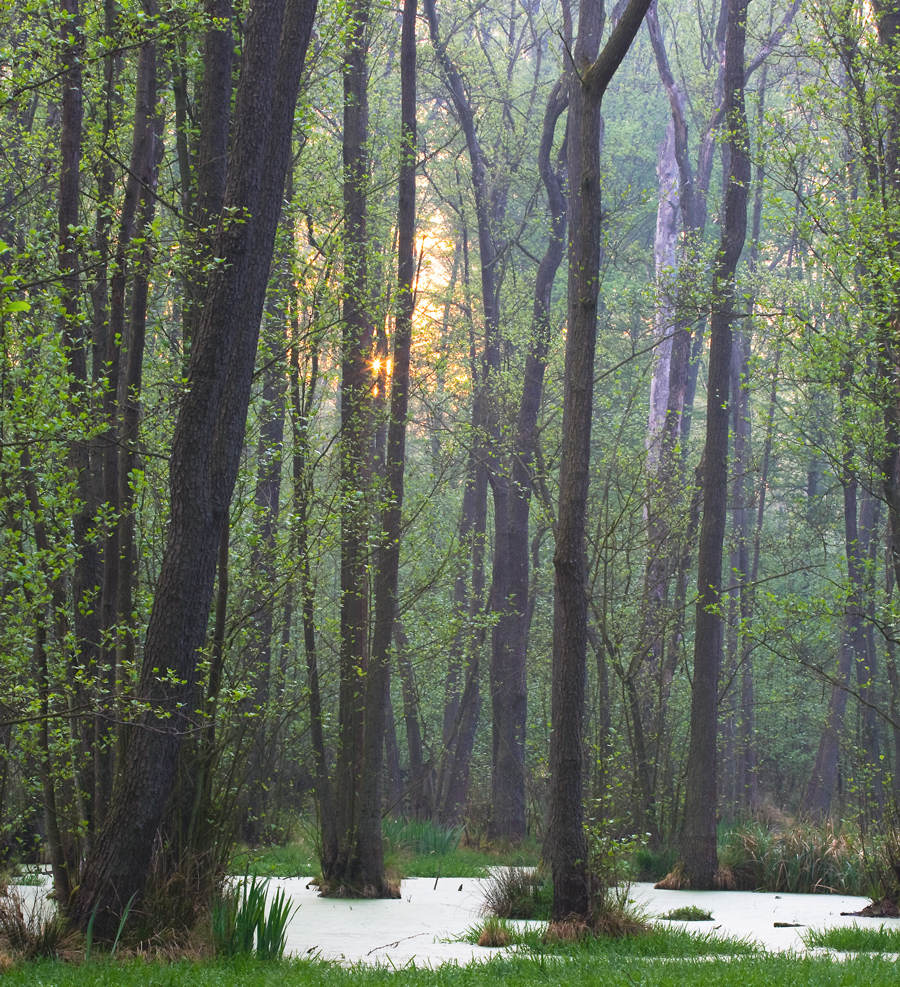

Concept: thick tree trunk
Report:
left=548, top=0, right=653, bottom=925
left=67, top=0, right=317, bottom=937
left=326, top=0, right=376, bottom=889
left=680, top=0, right=749, bottom=889
left=355, top=0, right=416, bottom=893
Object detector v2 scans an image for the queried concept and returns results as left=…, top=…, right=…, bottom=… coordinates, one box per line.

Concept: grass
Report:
left=460, top=918, right=757, bottom=957
left=232, top=843, right=319, bottom=879
left=658, top=905, right=713, bottom=921
left=212, top=877, right=298, bottom=959
left=801, top=923, right=900, bottom=952
left=716, top=819, right=878, bottom=895
left=233, top=819, right=541, bottom=880
left=480, top=866, right=551, bottom=919
left=9, top=869, right=46, bottom=888
left=6, top=953, right=900, bottom=986
left=635, top=846, right=678, bottom=883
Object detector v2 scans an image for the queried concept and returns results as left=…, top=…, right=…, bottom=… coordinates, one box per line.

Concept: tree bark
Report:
left=67, top=0, right=318, bottom=937
left=549, top=0, right=653, bottom=924
left=681, top=0, right=750, bottom=888
left=326, top=0, right=375, bottom=888
left=355, top=0, right=416, bottom=893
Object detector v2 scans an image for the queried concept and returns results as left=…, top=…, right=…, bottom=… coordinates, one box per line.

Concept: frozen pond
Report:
left=10, top=873, right=897, bottom=965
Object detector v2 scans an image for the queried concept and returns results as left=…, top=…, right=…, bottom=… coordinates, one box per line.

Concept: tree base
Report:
left=654, top=861, right=734, bottom=891
left=317, top=879, right=401, bottom=899
left=850, top=896, right=900, bottom=918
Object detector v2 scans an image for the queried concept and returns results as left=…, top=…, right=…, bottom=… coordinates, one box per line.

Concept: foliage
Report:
left=381, top=818, right=464, bottom=858
left=635, top=847, right=678, bottom=883
left=235, top=822, right=536, bottom=880
left=1, top=0, right=900, bottom=938
left=234, top=843, right=319, bottom=880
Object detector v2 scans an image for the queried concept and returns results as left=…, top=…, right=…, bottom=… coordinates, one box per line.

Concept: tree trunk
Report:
left=326, top=0, right=376, bottom=889
left=242, top=346, right=287, bottom=844
left=802, top=484, right=877, bottom=819
left=67, top=0, right=318, bottom=937
left=680, top=0, right=750, bottom=889
left=548, top=0, right=653, bottom=925
left=355, top=0, right=416, bottom=893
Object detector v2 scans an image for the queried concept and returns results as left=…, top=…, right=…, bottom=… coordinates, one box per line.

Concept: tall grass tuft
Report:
left=212, top=876, right=297, bottom=959
left=717, top=820, right=877, bottom=895
left=0, top=884, right=68, bottom=960
left=381, top=818, right=464, bottom=857
left=801, top=923, right=900, bottom=951
left=481, top=866, right=552, bottom=919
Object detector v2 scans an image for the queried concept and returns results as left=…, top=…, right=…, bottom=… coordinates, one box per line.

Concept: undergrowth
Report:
left=0, top=884, right=69, bottom=960
left=716, top=820, right=878, bottom=894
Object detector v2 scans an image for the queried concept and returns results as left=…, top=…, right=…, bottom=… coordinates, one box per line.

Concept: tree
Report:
left=548, top=0, right=654, bottom=925
left=68, top=0, right=318, bottom=936
left=680, top=0, right=751, bottom=889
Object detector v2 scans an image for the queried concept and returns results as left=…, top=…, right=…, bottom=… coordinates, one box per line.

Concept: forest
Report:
left=1, top=0, right=900, bottom=941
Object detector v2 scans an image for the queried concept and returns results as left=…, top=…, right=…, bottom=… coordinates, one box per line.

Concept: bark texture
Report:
left=67, top=0, right=317, bottom=936
left=680, top=0, right=750, bottom=889
left=548, top=0, right=653, bottom=924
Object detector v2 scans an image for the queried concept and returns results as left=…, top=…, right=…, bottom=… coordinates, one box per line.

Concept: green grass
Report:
left=9, top=869, right=46, bottom=888
left=658, top=905, right=713, bottom=921
left=801, top=923, right=900, bottom=952
left=232, top=821, right=540, bottom=880
left=232, top=843, right=319, bottom=878
left=716, top=820, right=878, bottom=895
left=459, top=919, right=757, bottom=957
left=480, top=866, right=551, bottom=918
left=4, top=954, right=900, bottom=987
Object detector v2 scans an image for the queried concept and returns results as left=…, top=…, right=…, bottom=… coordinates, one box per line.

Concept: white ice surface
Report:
left=267, top=877, right=898, bottom=965
left=11, top=874, right=899, bottom=966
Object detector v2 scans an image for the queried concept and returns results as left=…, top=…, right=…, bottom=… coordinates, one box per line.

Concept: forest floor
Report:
left=268, top=877, right=893, bottom=964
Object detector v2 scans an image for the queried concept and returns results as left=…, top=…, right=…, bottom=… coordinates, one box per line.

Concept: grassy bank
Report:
left=2, top=954, right=899, bottom=987
left=234, top=820, right=541, bottom=879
